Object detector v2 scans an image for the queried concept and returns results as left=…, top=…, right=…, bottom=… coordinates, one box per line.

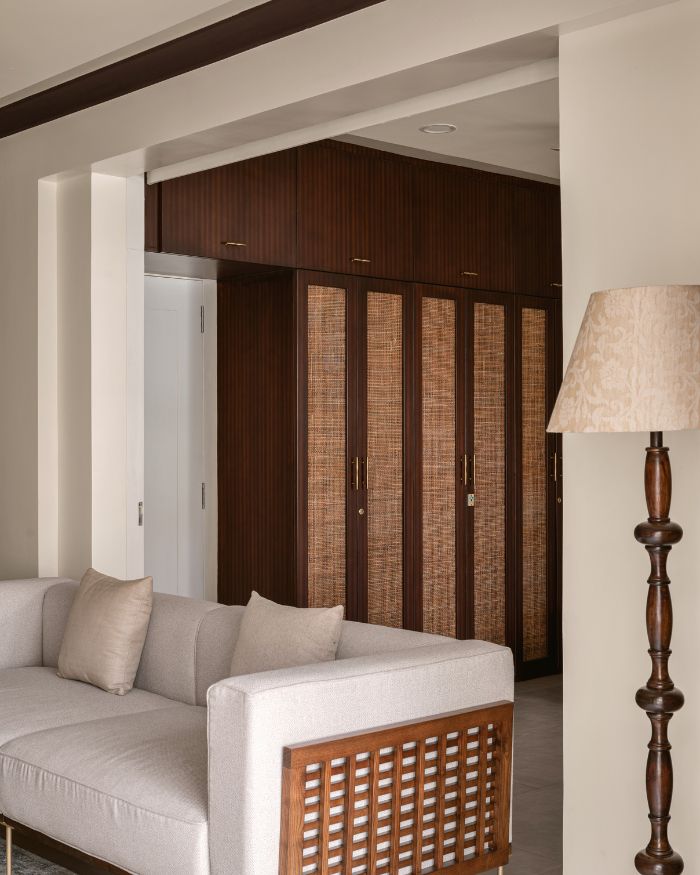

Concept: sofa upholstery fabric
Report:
left=0, top=578, right=72, bottom=671
left=0, top=578, right=514, bottom=875
left=208, top=639, right=513, bottom=875
left=0, top=706, right=209, bottom=875
left=57, top=568, right=154, bottom=695
left=0, top=667, right=180, bottom=748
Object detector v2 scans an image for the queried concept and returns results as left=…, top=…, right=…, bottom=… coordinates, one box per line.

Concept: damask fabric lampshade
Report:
left=548, top=285, right=700, bottom=433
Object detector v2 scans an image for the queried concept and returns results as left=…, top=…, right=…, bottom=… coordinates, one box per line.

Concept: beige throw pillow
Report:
left=230, top=591, right=344, bottom=676
left=57, top=568, right=153, bottom=695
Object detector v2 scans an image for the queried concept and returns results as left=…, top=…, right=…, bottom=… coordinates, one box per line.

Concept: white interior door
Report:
left=145, top=275, right=205, bottom=598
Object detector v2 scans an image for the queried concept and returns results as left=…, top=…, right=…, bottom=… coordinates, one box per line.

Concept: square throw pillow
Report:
left=230, top=591, right=344, bottom=676
left=57, top=568, right=154, bottom=695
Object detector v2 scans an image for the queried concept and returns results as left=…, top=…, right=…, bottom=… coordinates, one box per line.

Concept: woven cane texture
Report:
left=521, top=308, right=548, bottom=662
left=367, top=292, right=404, bottom=628
left=473, top=304, right=506, bottom=646
left=308, top=285, right=347, bottom=610
left=421, top=297, right=457, bottom=638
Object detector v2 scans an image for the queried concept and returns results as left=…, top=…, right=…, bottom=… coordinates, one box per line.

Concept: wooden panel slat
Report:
left=281, top=702, right=513, bottom=875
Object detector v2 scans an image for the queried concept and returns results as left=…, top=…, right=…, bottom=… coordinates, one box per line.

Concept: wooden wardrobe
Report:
left=146, top=139, right=563, bottom=679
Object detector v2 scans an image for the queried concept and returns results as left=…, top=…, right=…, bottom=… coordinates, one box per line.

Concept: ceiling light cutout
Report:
left=420, top=123, right=457, bottom=134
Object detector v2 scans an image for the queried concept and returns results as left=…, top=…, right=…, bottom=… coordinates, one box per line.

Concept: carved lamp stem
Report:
left=634, top=432, right=684, bottom=875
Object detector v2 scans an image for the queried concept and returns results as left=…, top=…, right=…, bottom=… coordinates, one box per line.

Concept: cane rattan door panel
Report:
left=421, top=296, right=457, bottom=637
left=366, top=291, right=404, bottom=627
left=307, top=285, right=348, bottom=609
left=471, top=302, right=507, bottom=646
left=520, top=306, right=548, bottom=662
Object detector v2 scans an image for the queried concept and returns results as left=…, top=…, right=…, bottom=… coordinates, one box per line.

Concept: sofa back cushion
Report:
left=42, top=582, right=244, bottom=706
left=42, top=582, right=446, bottom=705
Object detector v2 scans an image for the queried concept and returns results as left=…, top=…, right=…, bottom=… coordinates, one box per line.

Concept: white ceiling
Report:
left=349, top=77, right=560, bottom=180
left=0, top=0, right=266, bottom=104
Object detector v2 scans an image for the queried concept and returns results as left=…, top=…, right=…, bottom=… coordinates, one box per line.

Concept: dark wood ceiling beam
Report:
left=0, top=0, right=386, bottom=140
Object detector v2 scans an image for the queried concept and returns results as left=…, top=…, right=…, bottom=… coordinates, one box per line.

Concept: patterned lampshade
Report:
left=548, top=285, right=700, bottom=433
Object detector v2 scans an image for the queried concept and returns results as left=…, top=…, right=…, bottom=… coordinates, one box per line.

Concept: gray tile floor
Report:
left=487, top=674, right=563, bottom=875
left=1, top=674, right=563, bottom=875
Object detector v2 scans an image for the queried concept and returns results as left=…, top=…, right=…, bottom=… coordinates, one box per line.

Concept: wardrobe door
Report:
left=298, top=272, right=359, bottom=616
left=415, top=287, right=466, bottom=637
left=467, top=292, right=514, bottom=648
left=356, top=279, right=413, bottom=628
left=516, top=296, right=560, bottom=677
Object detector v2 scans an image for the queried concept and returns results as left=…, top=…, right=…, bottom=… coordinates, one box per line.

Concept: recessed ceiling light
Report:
left=420, top=123, right=457, bottom=135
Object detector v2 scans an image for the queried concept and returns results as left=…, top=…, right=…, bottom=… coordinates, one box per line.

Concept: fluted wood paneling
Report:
left=366, top=291, right=404, bottom=628
left=421, top=297, right=457, bottom=638
left=521, top=307, right=549, bottom=662
left=298, top=141, right=414, bottom=280
left=472, top=303, right=507, bottom=646
left=160, top=150, right=296, bottom=265
left=144, top=181, right=161, bottom=252
left=415, top=163, right=514, bottom=292
left=217, top=272, right=296, bottom=607
left=307, top=285, right=348, bottom=610
left=512, top=183, right=562, bottom=298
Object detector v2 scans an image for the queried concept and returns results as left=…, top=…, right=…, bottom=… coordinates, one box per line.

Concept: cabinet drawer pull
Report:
left=460, top=271, right=479, bottom=277
left=551, top=282, right=563, bottom=288
left=221, top=241, right=248, bottom=247
left=350, top=257, right=371, bottom=264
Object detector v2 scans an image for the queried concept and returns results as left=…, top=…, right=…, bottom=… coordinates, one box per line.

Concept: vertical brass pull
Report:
left=351, top=457, right=360, bottom=491
left=551, top=451, right=558, bottom=483
left=461, top=454, right=468, bottom=486
left=361, top=457, right=369, bottom=490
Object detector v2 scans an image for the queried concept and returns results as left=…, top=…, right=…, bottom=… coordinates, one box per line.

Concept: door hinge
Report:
left=200, top=305, right=205, bottom=334
left=201, top=483, right=206, bottom=510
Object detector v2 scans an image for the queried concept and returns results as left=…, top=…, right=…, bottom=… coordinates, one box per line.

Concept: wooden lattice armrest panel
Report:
left=279, top=700, right=513, bottom=875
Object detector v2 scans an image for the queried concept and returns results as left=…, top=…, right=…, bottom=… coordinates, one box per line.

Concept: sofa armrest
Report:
left=0, top=578, right=70, bottom=670
left=207, top=640, right=513, bottom=875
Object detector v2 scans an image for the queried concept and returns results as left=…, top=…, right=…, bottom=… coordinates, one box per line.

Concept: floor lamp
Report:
left=548, top=284, right=700, bottom=875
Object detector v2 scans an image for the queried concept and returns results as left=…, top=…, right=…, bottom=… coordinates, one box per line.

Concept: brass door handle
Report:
left=350, top=257, right=371, bottom=264
left=460, top=454, right=468, bottom=486
left=351, top=457, right=360, bottom=491
left=221, top=241, right=248, bottom=247
left=551, top=451, right=559, bottom=483
left=461, top=271, right=479, bottom=277
left=551, top=282, right=563, bottom=288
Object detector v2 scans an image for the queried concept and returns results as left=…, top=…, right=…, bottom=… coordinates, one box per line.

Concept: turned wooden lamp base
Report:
left=633, top=432, right=684, bottom=875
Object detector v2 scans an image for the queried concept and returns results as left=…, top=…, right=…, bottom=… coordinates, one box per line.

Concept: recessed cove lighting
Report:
left=420, top=123, right=457, bottom=135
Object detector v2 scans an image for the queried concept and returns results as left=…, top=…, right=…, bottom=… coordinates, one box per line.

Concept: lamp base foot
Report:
left=635, top=849, right=684, bottom=875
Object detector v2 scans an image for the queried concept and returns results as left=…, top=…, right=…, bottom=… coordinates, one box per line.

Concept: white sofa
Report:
left=0, top=578, right=513, bottom=875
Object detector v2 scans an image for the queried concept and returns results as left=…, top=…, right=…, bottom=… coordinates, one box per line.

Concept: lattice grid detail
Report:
left=281, top=706, right=512, bottom=875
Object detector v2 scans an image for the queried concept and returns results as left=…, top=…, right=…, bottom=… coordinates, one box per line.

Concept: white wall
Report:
left=56, top=175, right=93, bottom=579
left=45, top=173, right=144, bottom=581
left=559, top=2, right=700, bottom=871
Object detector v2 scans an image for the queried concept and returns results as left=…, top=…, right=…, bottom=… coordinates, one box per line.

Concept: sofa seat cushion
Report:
left=0, top=667, right=179, bottom=747
left=0, top=706, right=209, bottom=875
